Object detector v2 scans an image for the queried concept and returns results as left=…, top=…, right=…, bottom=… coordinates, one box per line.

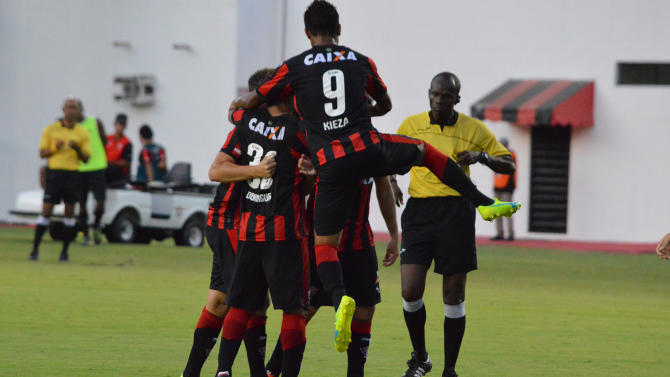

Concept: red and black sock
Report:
left=217, top=308, right=251, bottom=375
left=314, top=244, right=347, bottom=309
left=183, top=306, right=224, bottom=377
left=243, top=315, right=267, bottom=377
left=444, top=316, right=465, bottom=369
left=422, top=142, right=493, bottom=206
left=280, top=313, right=306, bottom=377
left=347, top=320, right=372, bottom=377
left=265, top=337, right=283, bottom=376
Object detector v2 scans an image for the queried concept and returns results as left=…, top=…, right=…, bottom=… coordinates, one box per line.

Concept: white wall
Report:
left=1, top=0, right=237, bottom=221
left=282, top=0, right=670, bottom=243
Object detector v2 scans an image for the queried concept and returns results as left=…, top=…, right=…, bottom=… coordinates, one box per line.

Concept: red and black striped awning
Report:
left=471, top=80, right=594, bottom=127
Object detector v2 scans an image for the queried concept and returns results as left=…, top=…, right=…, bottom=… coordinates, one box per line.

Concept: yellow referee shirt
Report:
left=39, top=121, right=91, bottom=171
left=397, top=111, right=510, bottom=198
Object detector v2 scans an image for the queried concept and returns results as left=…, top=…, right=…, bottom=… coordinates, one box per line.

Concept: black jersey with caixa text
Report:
left=229, top=109, right=308, bottom=242
left=256, top=44, right=387, bottom=167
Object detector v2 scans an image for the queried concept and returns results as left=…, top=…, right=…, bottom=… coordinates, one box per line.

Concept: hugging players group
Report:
left=180, top=2, right=520, bottom=377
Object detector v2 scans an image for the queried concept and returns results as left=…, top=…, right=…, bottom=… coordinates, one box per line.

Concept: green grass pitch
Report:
left=1, top=227, right=668, bottom=376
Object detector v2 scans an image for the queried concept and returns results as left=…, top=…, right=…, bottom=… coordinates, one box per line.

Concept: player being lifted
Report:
left=216, top=68, right=313, bottom=377
left=230, top=0, right=520, bottom=353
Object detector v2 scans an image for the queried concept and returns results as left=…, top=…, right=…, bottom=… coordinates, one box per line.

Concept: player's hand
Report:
left=456, top=151, right=481, bottom=165
left=656, top=233, right=670, bottom=260
left=67, top=140, right=80, bottom=150
left=256, top=153, right=277, bottom=178
left=390, top=179, right=404, bottom=207
left=383, top=233, right=399, bottom=267
left=55, top=140, right=65, bottom=149
left=298, top=154, right=316, bottom=176
left=229, top=96, right=241, bottom=112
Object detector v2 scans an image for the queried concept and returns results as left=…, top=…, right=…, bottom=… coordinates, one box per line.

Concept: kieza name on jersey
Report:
left=246, top=191, right=272, bottom=203
left=248, top=117, right=285, bottom=140
left=323, top=116, right=349, bottom=131
left=304, top=50, right=357, bottom=66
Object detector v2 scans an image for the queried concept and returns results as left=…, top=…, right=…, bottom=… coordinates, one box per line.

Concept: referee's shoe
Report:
left=477, top=198, right=521, bottom=221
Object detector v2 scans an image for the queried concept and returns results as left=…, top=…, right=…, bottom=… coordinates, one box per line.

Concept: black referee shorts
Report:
left=79, top=170, right=106, bottom=201
left=400, top=196, right=477, bottom=276
left=206, top=226, right=238, bottom=294
left=226, top=239, right=308, bottom=311
left=43, top=169, right=80, bottom=205
left=314, top=132, right=422, bottom=236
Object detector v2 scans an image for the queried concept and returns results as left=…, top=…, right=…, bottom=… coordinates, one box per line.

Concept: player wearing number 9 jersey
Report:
left=216, top=87, right=312, bottom=377
left=230, top=0, right=521, bottom=353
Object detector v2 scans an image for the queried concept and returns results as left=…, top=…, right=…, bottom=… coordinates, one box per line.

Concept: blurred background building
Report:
left=2, top=0, right=669, bottom=243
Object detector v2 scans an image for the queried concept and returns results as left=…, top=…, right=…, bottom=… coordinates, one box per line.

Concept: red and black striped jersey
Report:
left=207, top=129, right=243, bottom=230
left=230, top=109, right=308, bottom=242
left=256, top=44, right=387, bottom=167
left=305, top=178, right=375, bottom=252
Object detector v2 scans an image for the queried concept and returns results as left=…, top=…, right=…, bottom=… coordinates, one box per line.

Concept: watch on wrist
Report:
left=479, top=151, right=490, bottom=164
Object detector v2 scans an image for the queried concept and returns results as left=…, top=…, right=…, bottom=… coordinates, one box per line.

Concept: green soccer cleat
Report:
left=477, top=198, right=521, bottom=221
left=334, top=295, right=356, bottom=352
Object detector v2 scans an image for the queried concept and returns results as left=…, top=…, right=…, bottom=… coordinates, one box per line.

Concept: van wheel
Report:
left=174, top=216, right=205, bottom=247
left=107, top=210, right=139, bottom=243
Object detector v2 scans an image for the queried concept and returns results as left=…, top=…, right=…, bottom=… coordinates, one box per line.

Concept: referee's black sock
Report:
left=243, top=315, right=267, bottom=377
left=314, top=244, right=347, bottom=309
left=403, top=299, right=427, bottom=360
left=31, top=223, right=48, bottom=257
left=444, top=303, right=466, bottom=371
left=94, top=209, right=103, bottom=230
left=60, top=219, right=77, bottom=260
left=422, top=142, right=493, bottom=206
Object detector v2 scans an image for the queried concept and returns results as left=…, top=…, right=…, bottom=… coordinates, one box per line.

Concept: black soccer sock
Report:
left=31, top=223, right=48, bottom=254
left=347, top=320, right=372, bottom=377
left=422, top=142, right=493, bottom=206
left=79, top=208, right=89, bottom=238
left=61, top=221, right=77, bottom=257
left=444, top=314, right=466, bottom=369
left=403, top=300, right=427, bottom=360
left=243, top=315, right=267, bottom=377
left=280, top=313, right=306, bottom=377
left=314, top=244, right=346, bottom=309
left=217, top=308, right=251, bottom=374
left=94, top=210, right=103, bottom=230
left=265, top=337, right=283, bottom=376
left=183, top=307, right=224, bottom=377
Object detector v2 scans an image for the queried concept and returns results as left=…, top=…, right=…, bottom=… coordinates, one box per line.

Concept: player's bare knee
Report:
left=402, top=287, right=422, bottom=302
left=443, top=284, right=465, bottom=305
left=206, top=291, right=228, bottom=317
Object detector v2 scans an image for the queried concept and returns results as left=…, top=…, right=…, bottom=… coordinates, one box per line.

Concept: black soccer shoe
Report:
left=29, top=250, right=38, bottom=261
left=59, top=251, right=69, bottom=262
left=442, top=367, right=458, bottom=377
left=402, top=352, right=432, bottom=377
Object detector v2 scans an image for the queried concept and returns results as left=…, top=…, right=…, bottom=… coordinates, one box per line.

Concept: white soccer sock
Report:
left=37, top=215, right=50, bottom=226
left=402, top=298, right=424, bottom=312
left=444, top=302, right=465, bottom=319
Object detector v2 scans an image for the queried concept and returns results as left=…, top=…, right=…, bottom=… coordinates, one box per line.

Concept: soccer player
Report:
left=230, top=0, right=520, bottom=352
left=265, top=171, right=399, bottom=377
left=136, top=124, right=167, bottom=183
left=215, top=71, right=312, bottom=377
left=393, top=72, right=517, bottom=377
left=180, top=70, right=277, bottom=377
left=76, top=102, right=107, bottom=245
left=105, top=113, right=133, bottom=187
left=30, top=98, right=90, bottom=262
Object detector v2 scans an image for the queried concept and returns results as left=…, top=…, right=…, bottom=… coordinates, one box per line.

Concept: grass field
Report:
left=1, top=227, right=669, bottom=377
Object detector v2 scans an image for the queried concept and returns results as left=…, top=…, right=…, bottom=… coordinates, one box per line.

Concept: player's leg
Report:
left=492, top=190, right=505, bottom=240
left=266, top=306, right=319, bottom=377
left=442, top=274, right=466, bottom=377
left=60, top=202, right=77, bottom=261
left=348, top=306, right=374, bottom=377
left=92, top=170, right=106, bottom=244
left=78, top=172, right=91, bottom=245
left=30, top=201, right=54, bottom=260
left=243, top=297, right=270, bottom=377
left=499, top=191, right=514, bottom=240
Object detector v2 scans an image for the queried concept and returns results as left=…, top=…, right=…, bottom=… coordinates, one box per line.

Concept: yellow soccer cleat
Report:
left=334, top=295, right=356, bottom=352
left=477, top=198, right=521, bottom=221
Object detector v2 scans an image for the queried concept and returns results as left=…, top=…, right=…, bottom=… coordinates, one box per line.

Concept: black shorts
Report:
left=206, top=226, right=238, bottom=293
left=400, top=196, right=477, bottom=276
left=309, top=245, right=382, bottom=308
left=43, top=169, right=80, bottom=205
left=226, top=239, right=308, bottom=311
left=314, top=132, right=421, bottom=235
left=79, top=170, right=106, bottom=201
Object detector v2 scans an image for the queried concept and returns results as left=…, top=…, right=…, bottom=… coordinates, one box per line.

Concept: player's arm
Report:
left=457, top=151, right=515, bottom=174
left=39, top=129, right=59, bottom=158
left=374, top=176, right=400, bottom=267
left=297, top=154, right=316, bottom=196
left=368, top=92, right=392, bottom=117
left=157, top=148, right=167, bottom=170
left=389, top=175, right=404, bottom=206
left=365, top=57, right=392, bottom=117
left=209, top=151, right=275, bottom=182
left=69, top=134, right=90, bottom=163
left=229, top=92, right=267, bottom=122
left=97, top=119, right=107, bottom=146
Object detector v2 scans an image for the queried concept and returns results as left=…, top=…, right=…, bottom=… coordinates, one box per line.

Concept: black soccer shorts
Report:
left=79, top=170, right=107, bottom=201
left=400, top=196, right=478, bottom=276
left=226, top=239, right=308, bottom=311
left=43, top=169, right=80, bottom=205
left=313, top=131, right=422, bottom=236
left=206, top=226, right=238, bottom=293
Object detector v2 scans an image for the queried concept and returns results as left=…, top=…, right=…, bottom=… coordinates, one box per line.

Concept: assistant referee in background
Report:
left=30, top=98, right=90, bottom=262
left=393, top=72, right=515, bottom=377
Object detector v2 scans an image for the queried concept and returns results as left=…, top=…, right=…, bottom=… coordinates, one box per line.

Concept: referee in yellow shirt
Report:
left=30, top=98, right=90, bottom=262
left=393, top=73, right=516, bottom=377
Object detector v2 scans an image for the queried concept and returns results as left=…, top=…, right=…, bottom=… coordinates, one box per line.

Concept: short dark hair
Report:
left=431, top=72, right=461, bottom=93
left=115, top=113, right=127, bottom=127
left=304, top=1, right=339, bottom=37
left=248, top=68, right=275, bottom=92
left=139, top=124, right=153, bottom=139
